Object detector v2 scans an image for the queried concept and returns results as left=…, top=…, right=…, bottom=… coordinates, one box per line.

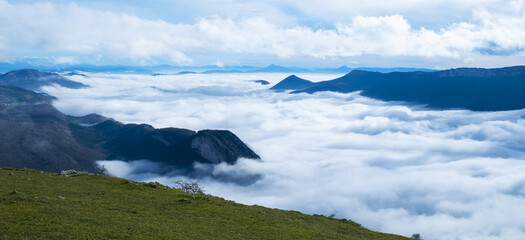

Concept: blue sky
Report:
left=1, top=0, right=525, bottom=68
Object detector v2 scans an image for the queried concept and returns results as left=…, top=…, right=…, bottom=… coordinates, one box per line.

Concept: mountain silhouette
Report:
left=0, top=86, right=259, bottom=173
left=272, top=66, right=525, bottom=111
left=270, top=75, right=314, bottom=91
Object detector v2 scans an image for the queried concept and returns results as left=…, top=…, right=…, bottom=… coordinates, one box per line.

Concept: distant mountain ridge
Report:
left=0, top=62, right=434, bottom=74
left=0, top=69, right=88, bottom=91
left=178, top=65, right=435, bottom=75
left=272, top=66, right=525, bottom=111
left=0, top=86, right=259, bottom=173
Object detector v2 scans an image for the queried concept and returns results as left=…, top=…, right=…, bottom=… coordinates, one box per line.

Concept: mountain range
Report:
left=188, top=65, right=435, bottom=75
left=3, top=65, right=525, bottom=174
left=0, top=62, right=434, bottom=75
left=272, top=66, right=525, bottom=111
left=0, top=84, right=259, bottom=174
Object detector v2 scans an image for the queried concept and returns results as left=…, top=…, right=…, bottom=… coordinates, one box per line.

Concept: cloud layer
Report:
left=44, top=72, right=525, bottom=240
left=1, top=0, right=525, bottom=66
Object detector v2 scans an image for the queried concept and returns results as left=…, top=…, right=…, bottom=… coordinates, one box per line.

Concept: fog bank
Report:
left=46, top=72, right=525, bottom=240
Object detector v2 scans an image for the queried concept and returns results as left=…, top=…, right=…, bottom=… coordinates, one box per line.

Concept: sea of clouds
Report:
left=44, top=72, right=525, bottom=240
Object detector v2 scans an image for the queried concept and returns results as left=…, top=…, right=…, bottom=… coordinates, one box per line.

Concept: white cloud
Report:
left=0, top=0, right=524, bottom=65
left=43, top=72, right=525, bottom=240
left=53, top=56, right=79, bottom=65
left=0, top=1, right=195, bottom=64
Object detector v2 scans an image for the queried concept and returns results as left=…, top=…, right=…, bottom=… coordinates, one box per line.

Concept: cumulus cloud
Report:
left=0, top=0, right=194, bottom=64
left=0, top=0, right=525, bottom=65
left=43, top=72, right=525, bottom=240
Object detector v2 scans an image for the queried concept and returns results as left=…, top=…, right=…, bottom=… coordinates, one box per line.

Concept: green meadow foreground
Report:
left=0, top=167, right=409, bottom=239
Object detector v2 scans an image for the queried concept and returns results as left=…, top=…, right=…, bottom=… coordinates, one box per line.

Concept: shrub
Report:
left=173, top=180, right=204, bottom=194
left=98, top=164, right=108, bottom=176
left=411, top=233, right=421, bottom=239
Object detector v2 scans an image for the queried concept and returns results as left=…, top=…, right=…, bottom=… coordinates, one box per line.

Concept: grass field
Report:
left=0, top=167, right=409, bottom=239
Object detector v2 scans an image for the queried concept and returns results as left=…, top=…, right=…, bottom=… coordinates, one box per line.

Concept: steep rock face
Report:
left=290, top=66, right=525, bottom=111
left=191, top=130, right=260, bottom=164
left=0, top=86, right=260, bottom=173
left=0, top=69, right=88, bottom=91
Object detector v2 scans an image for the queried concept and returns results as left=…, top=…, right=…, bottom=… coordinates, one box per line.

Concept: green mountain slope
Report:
left=0, top=167, right=409, bottom=239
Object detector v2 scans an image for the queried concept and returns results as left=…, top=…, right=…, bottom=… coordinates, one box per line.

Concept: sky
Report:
left=2, top=1, right=525, bottom=239
left=44, top=72, right=525, bottom=240
left=0, top=0, right=525, bottom=68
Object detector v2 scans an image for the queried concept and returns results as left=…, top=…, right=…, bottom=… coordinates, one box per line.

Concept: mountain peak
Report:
left=335, top=65, right=351, bottom=71
left=270, top=75, right=314, bottom=91
left=262, top=64, right=288, bottom=71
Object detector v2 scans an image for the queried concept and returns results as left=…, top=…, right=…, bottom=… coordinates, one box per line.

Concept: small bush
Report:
left=411, top=233, right=421, bottom=239
left=97, top=164, right=108, bottom=176
left=173, top=180, right=203, bottom=194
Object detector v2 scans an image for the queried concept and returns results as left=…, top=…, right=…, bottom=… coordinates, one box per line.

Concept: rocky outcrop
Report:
left=191, top=130, right=260, bottom=164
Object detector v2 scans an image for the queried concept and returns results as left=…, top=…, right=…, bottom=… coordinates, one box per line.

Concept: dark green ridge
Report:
left=0, top=86, right=260, bottom=174
left=282, top=66, right=525, bottom=111
left=0, top=167, right=410, bottom=240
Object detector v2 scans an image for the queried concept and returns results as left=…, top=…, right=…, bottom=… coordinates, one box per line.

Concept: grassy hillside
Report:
left=0, top=167, right=409, bottom=239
